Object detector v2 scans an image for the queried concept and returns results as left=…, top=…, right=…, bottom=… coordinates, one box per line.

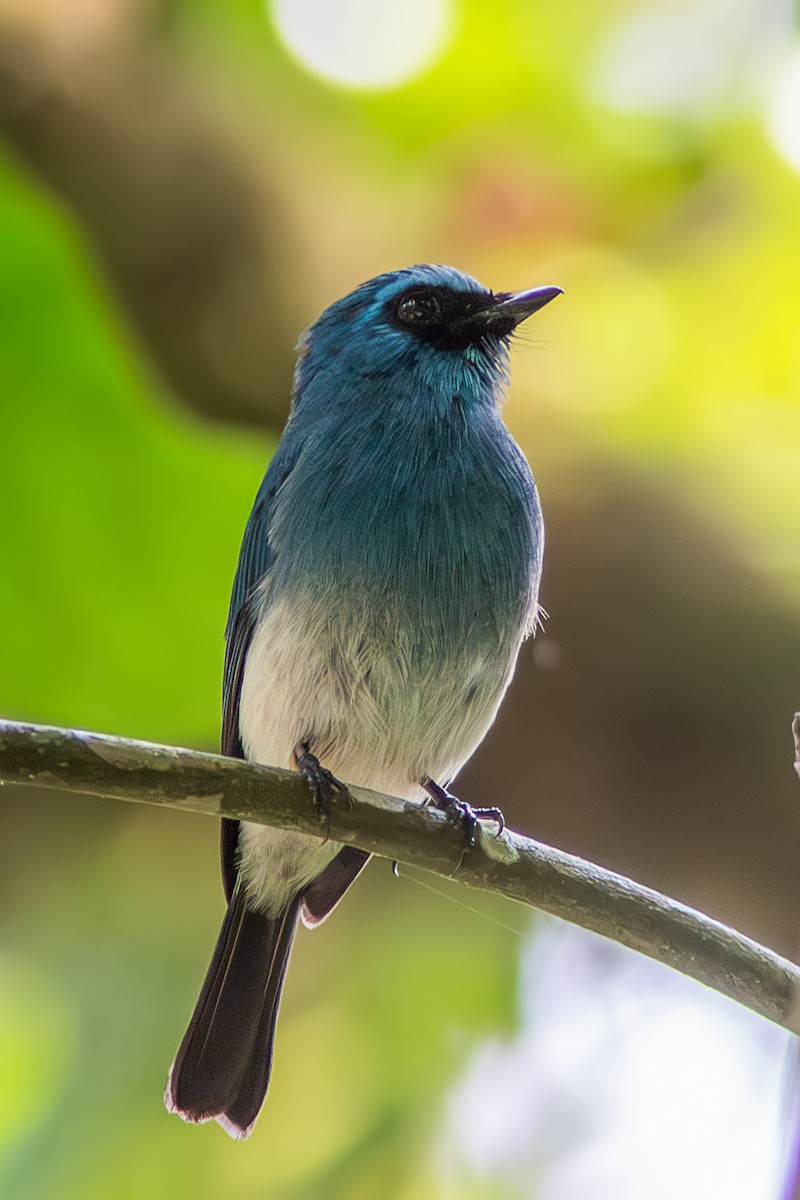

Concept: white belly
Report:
left=236, top=587, right=520, bottom=914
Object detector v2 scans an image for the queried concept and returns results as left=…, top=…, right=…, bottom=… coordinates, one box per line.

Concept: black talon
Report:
left=422, top=777, right=505, bottom=863
left=471, top=806, right=505, bottom=835
left=293, top=743, right=351, bottom=836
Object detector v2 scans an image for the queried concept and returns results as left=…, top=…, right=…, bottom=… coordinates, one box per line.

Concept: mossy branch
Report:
left=2, top=717, right=799, bottom=1036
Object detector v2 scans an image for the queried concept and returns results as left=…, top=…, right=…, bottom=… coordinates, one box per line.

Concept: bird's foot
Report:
left=293, top=743, right=352, bottom=837
left=422, top=778, right=505, bottom=866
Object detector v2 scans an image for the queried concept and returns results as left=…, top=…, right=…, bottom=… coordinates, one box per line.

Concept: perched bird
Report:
left=165, top=263, right=561, bottom=1139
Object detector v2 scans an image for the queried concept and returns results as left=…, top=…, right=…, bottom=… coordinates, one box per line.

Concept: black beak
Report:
left=486, top=285, right=564, bottom=330
left=445, top=284, right=563, bottom=349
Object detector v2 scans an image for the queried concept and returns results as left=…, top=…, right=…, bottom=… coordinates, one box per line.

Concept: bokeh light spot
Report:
left=269, top=0, right=454, bottom=92
left=766, top=48, right=800, bottom=172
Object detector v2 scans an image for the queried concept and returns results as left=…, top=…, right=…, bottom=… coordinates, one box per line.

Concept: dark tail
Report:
left=166, top=887, right=301, bottom=1139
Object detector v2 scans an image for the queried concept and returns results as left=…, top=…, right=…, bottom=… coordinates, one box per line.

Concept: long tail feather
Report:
left=166, top=887, right=301, bottom=1139
left=300, top=845, right=370, bottom=927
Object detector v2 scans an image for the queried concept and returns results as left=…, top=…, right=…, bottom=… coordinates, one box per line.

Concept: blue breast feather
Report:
left=264, top=368, right=542, bottom=663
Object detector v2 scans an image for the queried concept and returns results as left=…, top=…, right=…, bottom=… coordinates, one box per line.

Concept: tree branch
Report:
left=2, top=717, right=799, bottom=1035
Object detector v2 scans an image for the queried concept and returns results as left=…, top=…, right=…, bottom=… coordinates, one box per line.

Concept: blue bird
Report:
left=165, top=264, right=562, bottom=1138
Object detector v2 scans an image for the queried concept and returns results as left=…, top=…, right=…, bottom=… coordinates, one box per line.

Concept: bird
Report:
left=165, top=263, right=562, bottom=1139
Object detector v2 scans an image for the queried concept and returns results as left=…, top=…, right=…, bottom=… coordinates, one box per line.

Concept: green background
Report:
left=1, top=1, right=798, bottom=1196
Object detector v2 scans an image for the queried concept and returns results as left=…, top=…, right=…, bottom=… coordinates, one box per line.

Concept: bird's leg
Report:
left=293, top=742, right=352, bottom=838
left=421, top=777, right=505, bottom=861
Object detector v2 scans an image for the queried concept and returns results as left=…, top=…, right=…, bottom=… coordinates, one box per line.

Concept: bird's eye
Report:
left=395, top=291, right=441, bottom=326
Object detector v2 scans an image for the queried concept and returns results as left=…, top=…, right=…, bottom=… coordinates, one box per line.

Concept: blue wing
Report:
left=219, top=431, right=370, bottom=912
left=220, top=436, right=301, bottom=897
left=221, top=437, right=302, bottom=753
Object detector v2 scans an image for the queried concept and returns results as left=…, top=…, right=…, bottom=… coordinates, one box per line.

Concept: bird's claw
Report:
left=471, top=805, right=505, bottom=835
left=293, top=743, right=352, bottom=837
left=422, top=778, right=505, bottom=865
left=449, top=797, right=481, bottom=849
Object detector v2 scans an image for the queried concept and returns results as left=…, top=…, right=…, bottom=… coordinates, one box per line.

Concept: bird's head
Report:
left=292, top=264, right=562, bottom=415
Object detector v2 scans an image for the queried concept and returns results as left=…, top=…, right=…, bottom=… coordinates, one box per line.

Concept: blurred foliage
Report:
left=0, top=0, right=799, bottom=1197
left=0, top=146, right=266, bottom=743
